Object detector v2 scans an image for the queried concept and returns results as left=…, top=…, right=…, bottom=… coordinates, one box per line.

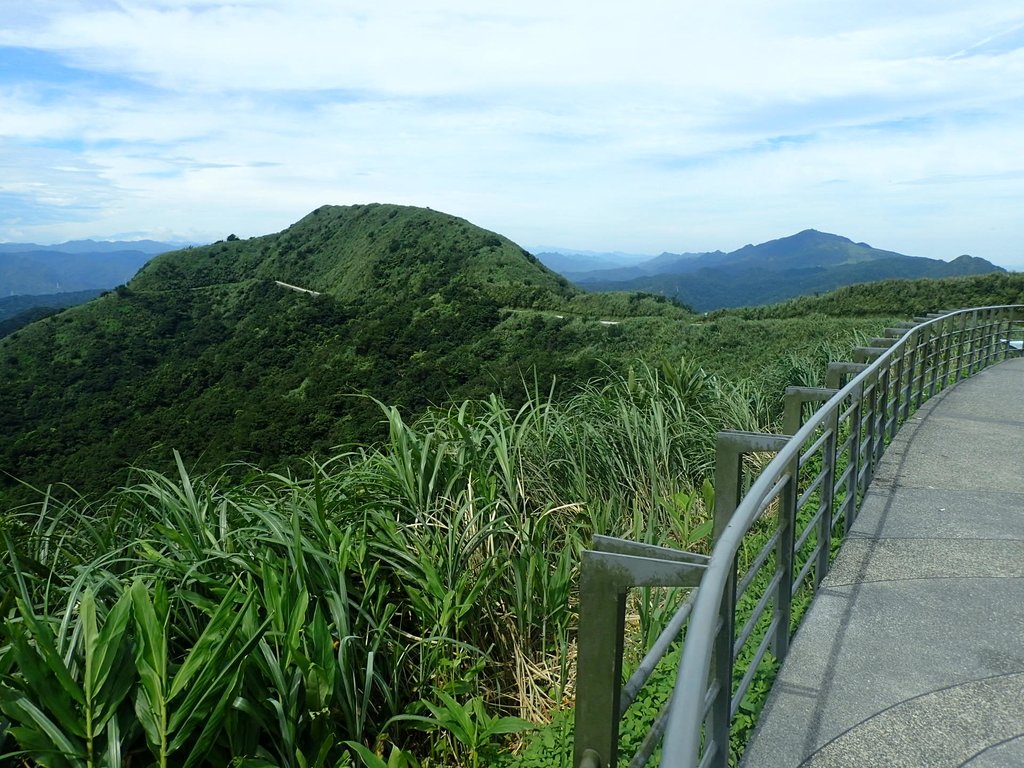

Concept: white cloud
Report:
left=1, top=1, right=1023, bottom=268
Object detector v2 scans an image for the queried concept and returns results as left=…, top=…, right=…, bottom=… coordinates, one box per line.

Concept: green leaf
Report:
left=15, top=599, right=86, bottom=709
left=3, top=618, right=85, bottom=739
left=485, top=715, right=535, bottom=736
left=131, top=579, right=167, bottom=754
left=84, top=588, right=134, bottom=729
left=345, top=740, right=388, bottom=768
left=168, top=583, right=243, bottom=701
left=687, top=517, right=714, bottom=545
left=3, top=694, right=85, bottom=766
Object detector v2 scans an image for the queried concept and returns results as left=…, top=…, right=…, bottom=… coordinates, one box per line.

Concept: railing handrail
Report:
left=661, top=304, right=1024, bottom=766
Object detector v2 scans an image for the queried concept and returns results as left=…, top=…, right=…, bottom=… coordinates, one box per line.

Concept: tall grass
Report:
left=1, top=358, right=789, bottom=767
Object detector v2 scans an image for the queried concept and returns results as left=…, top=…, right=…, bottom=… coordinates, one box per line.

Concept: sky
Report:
left=2, top=1, right=1024, bottom=268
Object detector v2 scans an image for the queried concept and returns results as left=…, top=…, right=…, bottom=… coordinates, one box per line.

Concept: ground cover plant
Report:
left=2, top=360, right=786, bottom=767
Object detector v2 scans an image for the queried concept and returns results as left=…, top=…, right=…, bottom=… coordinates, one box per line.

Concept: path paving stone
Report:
left=741, top=357, right=1024, bottom=767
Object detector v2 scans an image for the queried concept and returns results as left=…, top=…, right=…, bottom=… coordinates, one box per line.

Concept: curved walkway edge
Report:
left=741, top=356, right=1024, bottom=768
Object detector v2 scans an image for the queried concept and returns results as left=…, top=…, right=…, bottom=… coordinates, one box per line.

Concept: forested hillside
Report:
left=727, top=271, right=1024, bottom=319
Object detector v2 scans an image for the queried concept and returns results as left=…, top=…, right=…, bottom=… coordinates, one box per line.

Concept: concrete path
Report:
left=742, top=357, right=1024, bottom=767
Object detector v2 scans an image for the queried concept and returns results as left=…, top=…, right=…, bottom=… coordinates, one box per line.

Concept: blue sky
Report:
left=2, top=1, right=1023, bottom=267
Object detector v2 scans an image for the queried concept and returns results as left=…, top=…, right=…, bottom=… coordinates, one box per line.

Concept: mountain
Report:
left=0, top=239, right=183, bottom=297
left=534, top=249, right=653, bottom=274
left=559, top=250, right=713, bottom=283
left=0, top=249, right=157, bottom=295
left=0, top=290, right=105, bottom=337
left=0, top=290, right=105, bottom=323
left=725, top=270, right=1024, bottom=320
left=0, top=238, right=181, bottom=255
left=0, top=204, right=692, bottom=502
left=565, top=230, right=1005, bottom=311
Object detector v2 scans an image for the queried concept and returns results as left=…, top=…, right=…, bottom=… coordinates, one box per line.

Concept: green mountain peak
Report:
left=133, top=203, right=575, bottom=307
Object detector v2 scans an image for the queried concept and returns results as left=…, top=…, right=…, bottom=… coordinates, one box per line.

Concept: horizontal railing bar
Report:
left=731, top=617, right=780, bottom=718
left=837, top=429, right=856, bottom=458
left=832, top=507, right=846, bottom=535
left=734, top=572, right=782, bottom=657
left=792, top=544, right=818, bottom=596
left=702, top=678, right=720, bottom=720
left=620, top=590, right=699, bottom=714
left=628, top=703, right=672, bottom=768
left=834, top=463, right=854, bottom=494
left=751, top=473, right=792, bottom=523
left=794, top=502, right=826, bottom=555
left=736, top=530, right=779, bottom=601
left=839, top=401, right=858, bottom=422
left=696, top=741, right=719, bottom=768
left=796, top=468, right=828, bottom=511
left=798, top=428, right=832, bottom=469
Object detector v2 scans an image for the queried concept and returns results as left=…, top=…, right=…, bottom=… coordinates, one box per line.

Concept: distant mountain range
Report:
left=538, top=230, right=1005, bottom=311
left=0, top=239, right=181, bottom=296
left=0, top=239, right=181, bottom=256
left=531, top=249, right=652, bottom=273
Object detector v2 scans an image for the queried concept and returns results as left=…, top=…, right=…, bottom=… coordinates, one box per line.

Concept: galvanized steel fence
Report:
left=573, top=306, right=1024, bottom=768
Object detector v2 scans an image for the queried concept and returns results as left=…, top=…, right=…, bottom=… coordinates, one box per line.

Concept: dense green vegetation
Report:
left=0, top=362, right=776, bottom=767
left=5, top=204, right=1019, bottom=766
left=723, top=270, right=1024, bottom=319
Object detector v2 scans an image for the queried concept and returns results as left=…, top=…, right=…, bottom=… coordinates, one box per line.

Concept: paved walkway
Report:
left=742, top=356, right=1024, bottom=768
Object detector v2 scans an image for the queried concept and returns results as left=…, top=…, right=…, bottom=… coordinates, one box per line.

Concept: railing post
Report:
left=783, top=387, right=839, bottom=585
left=873, top=365, right=888, bottom=466
left=916, top=325, right=932, bottom=407
left=940, top=316, right=954, bottom=387
left=860, top=372, right=877, bottom=496
left=890, top=345, right=904, bottom=441
left=708, top=435, right=743, bottom=768
left=573, top=557, right=627, bottom=768
left=966, top=309, right=974, bottom=376
left=931, top=317, right=945, bottom=396
left=844, top=380, right=863, bottom=533
left=774, top=454, right=798, bottom=660
left=990, top=311, right=1002, bottom=365
left=985, top=310, right=999, bottom=367
left=818, top=404, right=840, bottom=582
left=956, top=311, right=969, bottom=380
left=573, top=540, right=707, bottom=768
left=1003, top=314, right=1015, bottom=362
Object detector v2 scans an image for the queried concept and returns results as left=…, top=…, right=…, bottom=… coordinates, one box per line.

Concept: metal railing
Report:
left=573, top=305, right=1024, bottom=768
